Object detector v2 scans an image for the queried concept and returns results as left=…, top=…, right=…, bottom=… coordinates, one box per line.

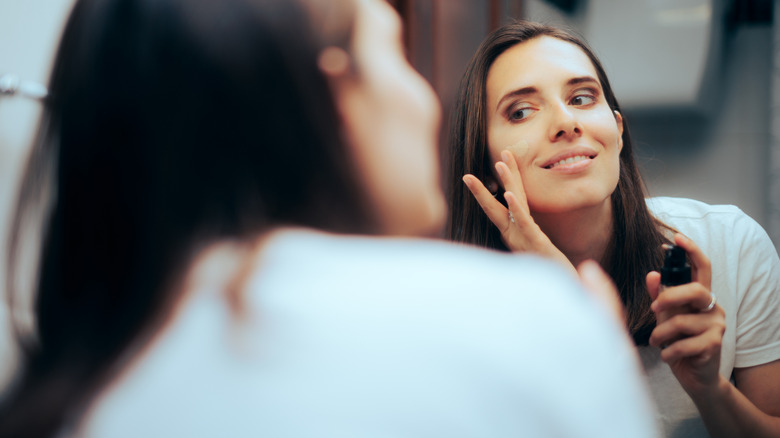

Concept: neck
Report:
left=532, top=200, right=614, bottom=268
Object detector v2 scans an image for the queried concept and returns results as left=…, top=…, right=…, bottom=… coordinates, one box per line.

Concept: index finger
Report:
left=462, top=174, right=510, bottom=229
left=673, top=233, right=712, bottom=290
left=497, top=150, right=528, bottom=208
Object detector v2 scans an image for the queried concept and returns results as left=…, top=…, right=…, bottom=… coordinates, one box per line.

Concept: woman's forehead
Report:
left=486, top=36, right=598, bottom=100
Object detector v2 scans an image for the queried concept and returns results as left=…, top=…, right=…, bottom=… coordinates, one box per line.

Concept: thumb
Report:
left=646, top=271, right=661, bottom=302
left=577, top=260, right=625, bottom=326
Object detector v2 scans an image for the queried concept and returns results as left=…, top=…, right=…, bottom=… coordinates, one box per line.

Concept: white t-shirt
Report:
left=79, top=229, right=660, bottom=438
left=643, top=197, right=780, bottom=437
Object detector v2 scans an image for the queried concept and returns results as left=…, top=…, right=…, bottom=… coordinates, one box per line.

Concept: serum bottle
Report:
left=660, top=245, right=691, bottom=288
left=658, top=245, right=692, bottom=348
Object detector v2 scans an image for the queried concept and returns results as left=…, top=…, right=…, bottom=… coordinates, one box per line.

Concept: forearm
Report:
left=692, top=376, right=780, bottom=438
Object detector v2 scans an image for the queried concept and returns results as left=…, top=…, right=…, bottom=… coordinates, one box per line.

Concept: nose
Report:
left=548, top=103, right=582, bottom=142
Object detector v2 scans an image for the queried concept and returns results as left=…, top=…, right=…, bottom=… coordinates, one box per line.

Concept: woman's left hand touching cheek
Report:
left=646, top=233, right=726, bottom=397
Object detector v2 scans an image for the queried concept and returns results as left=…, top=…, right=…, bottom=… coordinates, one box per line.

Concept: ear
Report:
left=485, top=175, right=499, bottom=196
left=318, top=46, right=351, bottom=78
left=318, top=46, right=355, bottom=111
left=318, top=46, right=362, bottom=139
left=613, top=110, right=624, bottom=152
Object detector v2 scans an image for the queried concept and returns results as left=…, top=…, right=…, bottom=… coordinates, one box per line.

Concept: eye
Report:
left=570, top=92, right=597, bottom=106
left=508, top=106, right=535, bottom=122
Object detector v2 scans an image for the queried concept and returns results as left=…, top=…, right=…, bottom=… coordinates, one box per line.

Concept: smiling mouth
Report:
left=544, top=154, right=595, bottom=169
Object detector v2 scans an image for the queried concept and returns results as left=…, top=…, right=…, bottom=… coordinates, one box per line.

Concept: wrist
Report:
left=690, top=375, right=732, bottom=410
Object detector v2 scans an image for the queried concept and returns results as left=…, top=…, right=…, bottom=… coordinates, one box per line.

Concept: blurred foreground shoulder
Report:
left=80, top=231, right=661, bottom=438
left=282, top=233, right=663, bottom=437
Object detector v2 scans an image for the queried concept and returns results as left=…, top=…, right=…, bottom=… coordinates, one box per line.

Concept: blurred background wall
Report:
left=0, top=0, right=75, bottom=388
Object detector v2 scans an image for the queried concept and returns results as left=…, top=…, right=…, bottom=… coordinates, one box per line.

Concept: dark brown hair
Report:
left=1, top=0, right=367, bottom=436
left=446, top=20, right=672, bottom=345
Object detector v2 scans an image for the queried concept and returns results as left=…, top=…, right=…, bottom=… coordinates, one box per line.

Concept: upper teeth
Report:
left=549, top=155, right=590, bottom=168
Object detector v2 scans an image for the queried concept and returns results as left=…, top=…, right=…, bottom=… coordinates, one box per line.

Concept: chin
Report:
left=529, top=194, right=613, bottom=215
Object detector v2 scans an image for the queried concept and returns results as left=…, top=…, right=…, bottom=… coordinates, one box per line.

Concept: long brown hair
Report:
left=446, top=21, right=671, bottom=345
left=1, top=0, right=367, bottom=436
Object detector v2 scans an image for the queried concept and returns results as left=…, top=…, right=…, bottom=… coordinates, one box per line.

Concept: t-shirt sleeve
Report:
left=733, top=212, right=780, bottom=368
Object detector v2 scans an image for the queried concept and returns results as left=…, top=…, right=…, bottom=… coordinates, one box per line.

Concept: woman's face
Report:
left=336, top=0, right=445, bottom=236
left=485, top=36, right=623, bottom=215
left=335, top=0, right=445, bottom=235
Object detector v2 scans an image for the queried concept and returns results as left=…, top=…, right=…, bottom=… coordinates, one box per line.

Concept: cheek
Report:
left=505, top=139, right=530, bottom=157
left=487, top=132, right=535, bottom=174
left=517, top=168, right=545, bottom=200
left=585, top=112, right=623, bottom=149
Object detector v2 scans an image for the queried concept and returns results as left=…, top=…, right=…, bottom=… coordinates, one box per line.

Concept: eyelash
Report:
left=570, top=88, right=598, bottom=106
left=505, top=88, right=600, bottom=122
left=508, top=106, right=534, bottom=122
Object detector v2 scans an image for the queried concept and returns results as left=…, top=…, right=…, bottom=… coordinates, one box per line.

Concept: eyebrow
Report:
left=494, top=76, right=600, bottom=111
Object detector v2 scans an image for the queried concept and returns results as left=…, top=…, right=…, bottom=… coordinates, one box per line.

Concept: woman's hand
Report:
left=646, top=233, right=726, bottom=397
left=463, top=150, right=574, bottom=273
left=578, top=260, right=626, bottom=328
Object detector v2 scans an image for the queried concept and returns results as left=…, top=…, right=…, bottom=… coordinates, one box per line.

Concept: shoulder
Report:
left=646, top=196, right=745, bottom=222
left=646, top=196, right=767, bottom=246
left=242, top=232, right=661, bottom=436
left=645, top=196, right=778, bottom=280
left=261, top=229, right=590, bottom=311
left=81, top=229, right=659, bottom=437
left=256, top=231, right=636, bottom=378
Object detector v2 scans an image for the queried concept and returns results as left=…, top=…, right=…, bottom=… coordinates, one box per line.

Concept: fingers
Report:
left=650, top=310, right=725, bottom=348
left=495, top=150, right=528, bottom=209
left=654, top=323, right=724, bottom=364
left=651, top=282, right=719, bottom=315
left=673, top=233, right=712, bottom=289
left=464, top=155, right=569, bottom=268
left=496, top=150, right=532, bottom=235
left=462, top=174, right=509, bottom=230
left=578, top=260, right=625, bottom=326
left=466, top=148, right=535, bottom=238
left=503, top=191, right=533, bottom=229
left=646, top=271, right=661, bottom=301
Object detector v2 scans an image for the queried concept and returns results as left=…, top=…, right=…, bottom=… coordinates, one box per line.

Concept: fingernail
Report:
left=495, top=163, right=505, bottom=177
left=501, top=151, right=511, bottom=162
left=462, top=175, right=471, bottom=187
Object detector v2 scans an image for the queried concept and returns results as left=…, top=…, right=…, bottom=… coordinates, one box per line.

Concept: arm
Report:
left=689, top=360, right=780, bottom=438
left=647, top=234, right=780, bottom=437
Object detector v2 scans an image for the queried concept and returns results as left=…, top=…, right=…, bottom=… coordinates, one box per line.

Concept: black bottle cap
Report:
left=660, top=245, right=691, bottom=286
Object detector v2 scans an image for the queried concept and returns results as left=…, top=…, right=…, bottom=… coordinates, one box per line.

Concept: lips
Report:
left=547, top=154, right=592, bottom=169
left=540, top=148, right=598, bottom=169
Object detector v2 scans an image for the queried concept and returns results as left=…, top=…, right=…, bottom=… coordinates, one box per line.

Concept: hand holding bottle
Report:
left=646, top=233, right=725, bottom=397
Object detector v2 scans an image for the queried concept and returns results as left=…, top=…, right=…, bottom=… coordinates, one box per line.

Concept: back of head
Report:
left=2, top=0, right=370, bottom=435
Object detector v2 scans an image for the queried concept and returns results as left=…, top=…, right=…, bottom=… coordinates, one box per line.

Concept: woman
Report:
left=0, top=1, right=658, bottom=437
left=447, top=20, right=780, bottom=437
